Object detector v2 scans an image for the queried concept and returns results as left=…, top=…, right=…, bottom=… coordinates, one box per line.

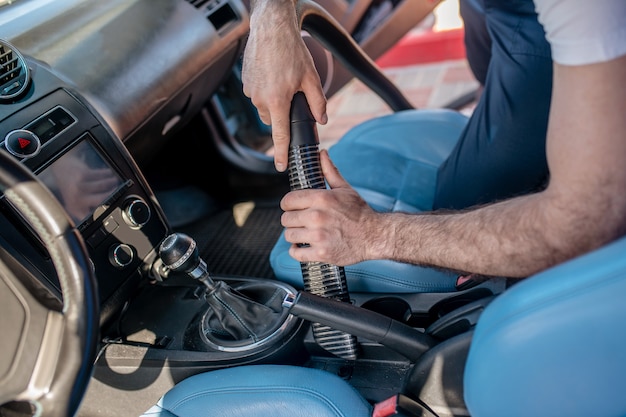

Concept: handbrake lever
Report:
left=283, top=290, right=436, bottom=362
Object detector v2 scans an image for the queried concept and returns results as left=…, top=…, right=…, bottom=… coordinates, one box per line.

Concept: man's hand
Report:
left=242, top=0, right=327, bottom=172
left=280, top=150, right=385, bottom=265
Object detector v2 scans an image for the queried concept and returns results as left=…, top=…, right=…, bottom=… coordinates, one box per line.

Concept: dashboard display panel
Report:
left=37, top=135, right=125, bottom=225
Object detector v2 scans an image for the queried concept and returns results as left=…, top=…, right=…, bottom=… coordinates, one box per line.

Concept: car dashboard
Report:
left=0, top=0, right=249, bottom=323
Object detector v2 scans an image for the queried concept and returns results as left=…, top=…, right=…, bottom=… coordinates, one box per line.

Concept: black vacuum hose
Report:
left=288, top=92, right=359, bottom=360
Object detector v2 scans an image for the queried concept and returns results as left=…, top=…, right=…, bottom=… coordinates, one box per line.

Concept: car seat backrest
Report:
left=464, top=236, right=626, bottom=417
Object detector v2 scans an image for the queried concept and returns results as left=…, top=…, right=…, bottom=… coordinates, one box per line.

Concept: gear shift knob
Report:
left=159, top=233, right=199, bottom=273
left=159, top=233, right=214, bottom=289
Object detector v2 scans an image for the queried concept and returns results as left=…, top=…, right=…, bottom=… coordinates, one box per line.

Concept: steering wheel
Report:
left=0, top=149, right=99, bottom=417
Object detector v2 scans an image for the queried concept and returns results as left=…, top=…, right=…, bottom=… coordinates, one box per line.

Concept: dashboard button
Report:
left=4, top=129, right=41, bottom=158
left=102, top=216, right=119, bottom=233
left=87, top=227, right=108, bottom=249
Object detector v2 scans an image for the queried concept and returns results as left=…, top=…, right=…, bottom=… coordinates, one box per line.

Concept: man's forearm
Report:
left=373, top=191, right=606, bottom=278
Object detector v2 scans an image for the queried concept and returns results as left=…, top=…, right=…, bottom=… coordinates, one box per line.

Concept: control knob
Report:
left=123, top=198, right=150, bottom=228
left=109, top=243, right=134, bottom=269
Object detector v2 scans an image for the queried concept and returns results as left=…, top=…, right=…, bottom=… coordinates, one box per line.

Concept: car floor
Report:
left=175, top=199, right=283, bottom=279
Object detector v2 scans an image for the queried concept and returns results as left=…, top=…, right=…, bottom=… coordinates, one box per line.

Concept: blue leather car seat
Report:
left=270, top=109, right=469, bottom=293
left=142, top=235, right=626, bottom=417
left=464, top=235, right=626, bottom=417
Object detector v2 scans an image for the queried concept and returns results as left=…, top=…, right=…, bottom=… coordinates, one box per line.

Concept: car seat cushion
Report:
left=329, top=109, right=469, bottom=212
left=140, top=365, right=372, bottom=417
left=270, top=230, right=458, bottom=292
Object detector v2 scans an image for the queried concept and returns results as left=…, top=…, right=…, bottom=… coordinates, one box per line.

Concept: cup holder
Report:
left=361, top=297, right=413, bottom=323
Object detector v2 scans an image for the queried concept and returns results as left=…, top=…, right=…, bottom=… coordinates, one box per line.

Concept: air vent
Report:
left=187, top=0, right=211, bottom=7
left=185, top=0, right=238, bottom=32
left=0, top=39, right=30, bottom=102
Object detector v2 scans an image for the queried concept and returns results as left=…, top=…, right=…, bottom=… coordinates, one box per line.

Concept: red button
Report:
left=4, top=129, right=41, bottom=158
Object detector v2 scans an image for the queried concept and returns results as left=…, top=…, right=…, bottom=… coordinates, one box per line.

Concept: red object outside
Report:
left=376, top=27, right=466, bottom=68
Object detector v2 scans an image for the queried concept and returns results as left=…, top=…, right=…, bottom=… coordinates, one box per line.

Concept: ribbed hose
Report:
left=288, top=92, right=359, bottom=360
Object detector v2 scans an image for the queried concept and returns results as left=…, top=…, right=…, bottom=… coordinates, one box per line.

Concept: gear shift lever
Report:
left=159, top=233, right=288, bottom=345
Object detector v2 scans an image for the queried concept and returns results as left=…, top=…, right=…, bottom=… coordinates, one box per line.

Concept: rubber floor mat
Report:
left=176, top=201, right=283, bottom=279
